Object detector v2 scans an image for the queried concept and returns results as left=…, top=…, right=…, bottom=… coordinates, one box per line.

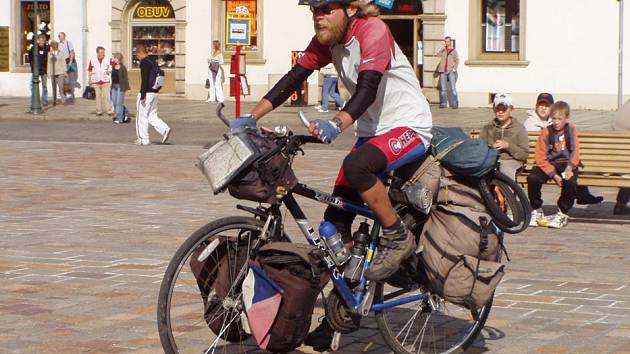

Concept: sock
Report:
left=382, top=218, right=405, bottom=236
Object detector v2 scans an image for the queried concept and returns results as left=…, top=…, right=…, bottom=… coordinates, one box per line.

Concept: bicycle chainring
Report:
left=324, top=289, right=362, bottom=334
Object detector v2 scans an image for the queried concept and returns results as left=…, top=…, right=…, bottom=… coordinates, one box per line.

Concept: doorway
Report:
left=383, top=17, right=423, bottom=86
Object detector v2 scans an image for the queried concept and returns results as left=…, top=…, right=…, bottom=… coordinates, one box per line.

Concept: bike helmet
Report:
left=299, top=0, right=352, bottom=8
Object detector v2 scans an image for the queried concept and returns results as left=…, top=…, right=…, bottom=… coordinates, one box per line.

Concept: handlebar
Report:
left=213, top=104, right=321, bottom=146
left=216, top=103, right=230, bottom=127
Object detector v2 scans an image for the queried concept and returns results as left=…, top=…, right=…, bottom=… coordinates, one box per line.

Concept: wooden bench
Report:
left=469, top=130, right=630, bottom=188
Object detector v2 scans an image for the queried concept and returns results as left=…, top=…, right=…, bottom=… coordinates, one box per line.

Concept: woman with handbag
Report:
left=205, top=40, right=225, bottom=103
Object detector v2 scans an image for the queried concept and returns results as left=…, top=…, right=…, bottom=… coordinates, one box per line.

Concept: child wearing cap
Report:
left=524, top=93, right=554, bottom=131
left=480, top=93, right=529, bottom=179
left=527, top=101, right=580, bottom=228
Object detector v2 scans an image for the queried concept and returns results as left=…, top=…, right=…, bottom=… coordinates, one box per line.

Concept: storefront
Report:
left=380, top=0, right=424, bottom=85
left=111, top=0, right=185, bottom=94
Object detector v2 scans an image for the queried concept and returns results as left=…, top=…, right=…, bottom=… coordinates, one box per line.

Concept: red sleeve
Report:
left=297, top=36, right=332, bottom=71
left=354, top=18, right=394, bottom=73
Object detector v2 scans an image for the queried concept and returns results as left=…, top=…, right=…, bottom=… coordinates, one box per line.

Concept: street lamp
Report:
left=28, top=0, right=43, bottom=114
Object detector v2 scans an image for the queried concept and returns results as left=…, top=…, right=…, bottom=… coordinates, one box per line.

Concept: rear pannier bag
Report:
left=189, top=236, right=251, bottom=342
left=249, top=242, right=330, bottom=353
left=409, top=161, right=507, bottom=309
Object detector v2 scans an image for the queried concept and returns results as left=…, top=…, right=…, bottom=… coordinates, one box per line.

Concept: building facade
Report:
left=0, top=0, right=628, bottom=109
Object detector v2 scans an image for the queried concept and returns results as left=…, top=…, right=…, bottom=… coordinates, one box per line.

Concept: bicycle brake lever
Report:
left=298, top=111, right=310, bottom=128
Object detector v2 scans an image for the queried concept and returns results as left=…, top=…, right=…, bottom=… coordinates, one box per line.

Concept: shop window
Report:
left=130, top=0, right=176, bottom=69
left=20, top=0, right=51, bottom=65
left=466, top=0, right=527, bottom=66
left=131, top=26, right=175, bottom=68
left=225, top=0, right=258, bottom=52
left=482, top=0, right=519, bottom=53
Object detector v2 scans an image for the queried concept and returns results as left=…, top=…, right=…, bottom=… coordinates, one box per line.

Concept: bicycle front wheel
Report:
left=375, top=283, right=492, bottom=354
left=157, top=216, right=267, bottom=354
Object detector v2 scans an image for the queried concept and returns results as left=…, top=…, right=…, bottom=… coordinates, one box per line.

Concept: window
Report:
left=225, top=0, right=258, bottom=52
left=466, top=0, right=527, bottom=66
left=20, top=0, right=51, bottom=65
left=482, top=0, right=519, bottom=53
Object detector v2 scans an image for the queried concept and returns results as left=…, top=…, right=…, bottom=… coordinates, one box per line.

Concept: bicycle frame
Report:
left=280, top=182, right=429, bottom=314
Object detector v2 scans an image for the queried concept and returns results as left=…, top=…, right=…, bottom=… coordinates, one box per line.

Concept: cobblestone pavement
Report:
left=1, top=97, right=629, bottom=353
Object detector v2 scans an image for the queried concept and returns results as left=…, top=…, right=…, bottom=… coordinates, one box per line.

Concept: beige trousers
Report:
left=94, top=83, right=112, bottom=114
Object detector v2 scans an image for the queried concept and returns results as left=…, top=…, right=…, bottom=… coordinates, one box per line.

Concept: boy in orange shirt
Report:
left=527, top=101, right=579, bottom=228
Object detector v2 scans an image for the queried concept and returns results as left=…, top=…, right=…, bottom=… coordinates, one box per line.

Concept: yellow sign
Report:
left=135, top=6, right=174, bottom=19
left=0, top=27, right=9, bottom=72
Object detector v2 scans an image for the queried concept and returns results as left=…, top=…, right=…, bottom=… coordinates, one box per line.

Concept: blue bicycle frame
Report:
left=283, top=183, right=429, bottom=314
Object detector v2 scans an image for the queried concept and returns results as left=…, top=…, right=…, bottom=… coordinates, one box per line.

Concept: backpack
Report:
left=148, top=58, right=164, bottom=90
left=245, top=243, right=330, bottom=353
left=429, top=126, right=498, bottom=178
left=410, top=162, right=507, bottom=309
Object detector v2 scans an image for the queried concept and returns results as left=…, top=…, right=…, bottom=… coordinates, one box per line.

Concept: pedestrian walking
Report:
left=58, top=32, right=77, bottom=103
left=206, top=40, right=225, bottom=103
left=135, top=45, right=171, bottom=146
left=29, top=34, right=49, bottom=107
left=316, top=63, right=345, bottom=113
left=47, top=41, right=67, bottom=105
left=436, top=36, right=459, bottom=109
left=111, top=52, right=130, bottom=124
left=88, top=46, right=114, bottom=116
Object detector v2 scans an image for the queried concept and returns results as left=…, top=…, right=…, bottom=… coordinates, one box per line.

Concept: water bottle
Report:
left=319, top=221, right=349, bottom=266
left=344, top=221, right=370, bottom=283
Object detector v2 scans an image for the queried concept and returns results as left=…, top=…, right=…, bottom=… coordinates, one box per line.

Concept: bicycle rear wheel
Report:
left=157, top=216, right=268, bottom=354
left=375, top=283, right=492, bottom=354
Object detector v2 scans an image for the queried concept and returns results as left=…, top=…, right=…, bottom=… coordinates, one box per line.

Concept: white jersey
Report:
left=298, top=16, right=432, bottom=145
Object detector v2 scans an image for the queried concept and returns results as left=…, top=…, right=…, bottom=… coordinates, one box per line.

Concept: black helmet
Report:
left=299, top=0, right=352, bottom=8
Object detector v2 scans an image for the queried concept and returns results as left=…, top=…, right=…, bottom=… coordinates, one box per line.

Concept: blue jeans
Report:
left=439, top=71, right=459, bottom=108
left=111, top=84, right=126, bottom=123
left=30, top=74, right=48, bottom=106
left=322, top=76, right=345, bottom=112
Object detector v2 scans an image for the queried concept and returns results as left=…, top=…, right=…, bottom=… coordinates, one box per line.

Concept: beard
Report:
left=314, top=15, right=348, bottom=45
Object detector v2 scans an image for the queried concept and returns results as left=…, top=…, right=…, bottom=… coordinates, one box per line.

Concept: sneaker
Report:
left=529, top=209, right=545, bottom=227
left=303, top=320, right=334, bottom=351
left=161, top=127, right=171, bottom=144
left=546, top=211, right=569, bottom=228
left=364, top=219, right=415, bottom=281
left=576, top=195, right=604, bottom=205
left=317, top=107, right=329, bottom=113
left=314, top=105, right=322, bottom=111
left=134, top=139, right=150, bottom=146
left=123, top=115, right=130, bottom=123
left=614, top=203, right=630, bottom=215
left=96, top=111, right=103, bottom=116
left=114, top=120, right=122, bottom=124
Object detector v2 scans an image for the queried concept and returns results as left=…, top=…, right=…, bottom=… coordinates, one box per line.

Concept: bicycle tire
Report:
left=479, top=170, right=532, bottom=234
left=375, top=283, right=493, bottom=354
left=157, top=216, right=268, bottom=354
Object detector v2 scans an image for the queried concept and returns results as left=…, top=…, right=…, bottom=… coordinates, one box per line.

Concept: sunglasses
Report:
left=310, top=4, right=341, bottom=15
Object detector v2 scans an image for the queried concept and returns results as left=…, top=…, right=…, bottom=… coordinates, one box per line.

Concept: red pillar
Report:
left=235, top=45, right=241, bottom=117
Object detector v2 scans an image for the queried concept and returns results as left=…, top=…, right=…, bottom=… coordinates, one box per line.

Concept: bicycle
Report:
left=157, top=105, right=498, bottom=354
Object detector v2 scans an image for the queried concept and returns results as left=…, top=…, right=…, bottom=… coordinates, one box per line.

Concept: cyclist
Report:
left=231, top=0, right=432, bottom=282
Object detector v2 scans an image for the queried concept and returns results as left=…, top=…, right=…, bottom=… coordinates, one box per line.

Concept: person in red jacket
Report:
left=527, top=101, right=579, bottom=228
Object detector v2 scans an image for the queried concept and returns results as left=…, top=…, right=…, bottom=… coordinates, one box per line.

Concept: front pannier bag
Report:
left=244, top=243, right=330, bottom=353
